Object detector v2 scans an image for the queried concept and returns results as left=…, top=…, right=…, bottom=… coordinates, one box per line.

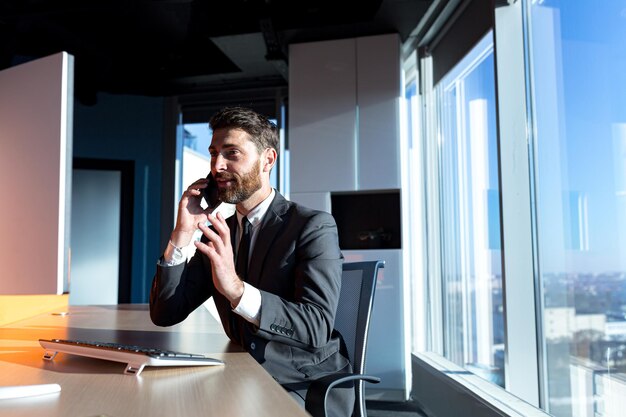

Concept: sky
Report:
left=532, top=0, right=626, bottom=273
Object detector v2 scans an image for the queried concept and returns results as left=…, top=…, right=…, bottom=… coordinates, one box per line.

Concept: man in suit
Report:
left=150, top=106, right=354, bottom=416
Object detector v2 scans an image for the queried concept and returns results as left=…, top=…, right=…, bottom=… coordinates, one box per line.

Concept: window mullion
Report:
left=494, top=1, right=541, bottom=407
left=421, top=55, right=445, bottom=355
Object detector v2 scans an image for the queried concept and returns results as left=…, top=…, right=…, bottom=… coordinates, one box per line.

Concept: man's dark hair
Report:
left=209, top=106, right=279, bottom=155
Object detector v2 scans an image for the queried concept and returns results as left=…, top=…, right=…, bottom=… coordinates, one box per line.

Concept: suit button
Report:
left=250, top=342, right=256, bottom=350
left=270, top=324, right=276, bottom=331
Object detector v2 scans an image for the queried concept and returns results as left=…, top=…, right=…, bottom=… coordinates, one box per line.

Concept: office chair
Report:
left=305, top=260, right=384, bottom=417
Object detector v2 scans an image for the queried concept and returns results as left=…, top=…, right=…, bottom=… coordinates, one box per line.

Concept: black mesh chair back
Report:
left=305, top=260, right=384, bottom=417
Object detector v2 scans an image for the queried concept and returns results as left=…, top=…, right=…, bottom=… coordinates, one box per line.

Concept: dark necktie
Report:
left=235, top=216, right=251, bottom=281
left=230, top=216, right=251, bottom=344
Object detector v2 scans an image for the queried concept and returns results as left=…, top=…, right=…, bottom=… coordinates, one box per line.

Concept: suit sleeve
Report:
left=255, top=211, right=343, bottom=348
left=149, top=245, right=214, bottom=326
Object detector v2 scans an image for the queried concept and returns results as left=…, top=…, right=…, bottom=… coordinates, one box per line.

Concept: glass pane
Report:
left=527, top=1, right=626, bottom=416
left=182, top=123, right=212, bottom=195
left=433, top=32, right=504, bottom=386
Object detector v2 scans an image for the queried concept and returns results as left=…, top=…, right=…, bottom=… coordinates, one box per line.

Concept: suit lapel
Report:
left=247, top=193, right=289, bottom=286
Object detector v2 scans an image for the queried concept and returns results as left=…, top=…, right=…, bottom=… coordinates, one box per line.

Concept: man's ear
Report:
left=263, top=148, right=277, bottom=172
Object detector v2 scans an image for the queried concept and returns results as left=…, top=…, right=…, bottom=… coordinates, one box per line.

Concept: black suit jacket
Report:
left=150, top=192, right=353, bottom=415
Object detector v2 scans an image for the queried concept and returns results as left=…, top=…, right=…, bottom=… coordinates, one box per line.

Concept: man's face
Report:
left=209, top=128, right=263, bottom=204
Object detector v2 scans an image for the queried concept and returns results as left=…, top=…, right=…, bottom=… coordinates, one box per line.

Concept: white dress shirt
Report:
left=230, top=188, right=275, bottom=326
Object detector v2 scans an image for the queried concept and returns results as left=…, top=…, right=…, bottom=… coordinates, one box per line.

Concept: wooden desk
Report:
left=0, top=304, right=309, bottom=417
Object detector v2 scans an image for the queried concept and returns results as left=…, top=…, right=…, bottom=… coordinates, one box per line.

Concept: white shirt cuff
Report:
left=233, top=282, right=261, bottom=326
left=158, top=243, right=186, bottom=267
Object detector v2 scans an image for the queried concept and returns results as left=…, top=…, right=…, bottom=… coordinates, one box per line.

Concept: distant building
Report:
left=606, top=320, right=626, bottom=341
left=570, top=357, right=626, bottom=417
left=544, top=307, right=605, bottom=341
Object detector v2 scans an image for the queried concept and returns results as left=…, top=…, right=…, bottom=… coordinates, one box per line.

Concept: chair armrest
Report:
left=305, top=373, right=381, bottom=417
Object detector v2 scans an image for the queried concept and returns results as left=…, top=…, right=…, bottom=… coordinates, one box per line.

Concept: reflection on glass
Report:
left=527, top=1, right=626, bottom=416
left=433, top=32, right=504, bottom=386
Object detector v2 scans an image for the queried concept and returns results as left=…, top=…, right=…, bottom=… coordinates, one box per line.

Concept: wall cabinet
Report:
left=289, top=34, right=401, bottom=194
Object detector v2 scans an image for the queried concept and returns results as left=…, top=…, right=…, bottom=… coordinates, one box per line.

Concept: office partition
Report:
left=0, top=52, right=74, bottom=295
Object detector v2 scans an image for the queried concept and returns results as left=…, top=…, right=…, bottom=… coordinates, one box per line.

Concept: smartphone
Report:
left=202, top=172, right=220, bottom=209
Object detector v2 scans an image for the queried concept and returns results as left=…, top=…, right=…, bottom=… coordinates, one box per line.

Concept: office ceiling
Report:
left=0, top=0, right=432, bottom=104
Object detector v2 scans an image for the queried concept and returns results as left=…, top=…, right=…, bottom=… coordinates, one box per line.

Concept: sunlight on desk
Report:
left=0, top=305, right=307, bottom=417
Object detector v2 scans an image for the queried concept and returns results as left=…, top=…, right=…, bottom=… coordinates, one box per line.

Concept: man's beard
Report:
left=215, top=161, right=262, bottom=204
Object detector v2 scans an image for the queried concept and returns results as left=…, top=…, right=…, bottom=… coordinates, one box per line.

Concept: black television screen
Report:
left=331, top=190, right=401, bottom=250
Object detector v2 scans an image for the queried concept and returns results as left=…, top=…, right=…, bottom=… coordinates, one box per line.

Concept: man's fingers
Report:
left=183, top=189, right=202, bottom=198
left=207, top=213, right=231, bottom=245
left=198, top=221, right=218, bottom=240
left=194, top=240, right=216, bottom=258
left=187, top=178, right=208, bottom=191
left=187, top=184, right=206, bottom=192
left=198, top=221, right=227, bottom=254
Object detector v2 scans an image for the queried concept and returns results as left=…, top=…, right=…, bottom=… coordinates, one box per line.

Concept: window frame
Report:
left=493, top=0, right=542, bottom=407
left=405, top=0, right=548, bottom=414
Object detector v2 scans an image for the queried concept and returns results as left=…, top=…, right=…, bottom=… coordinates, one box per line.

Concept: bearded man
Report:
left=149, top=107, right=354, bottom=417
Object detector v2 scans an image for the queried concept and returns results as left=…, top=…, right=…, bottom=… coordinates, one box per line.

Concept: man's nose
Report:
left=213, top=153, right=227, bottom=171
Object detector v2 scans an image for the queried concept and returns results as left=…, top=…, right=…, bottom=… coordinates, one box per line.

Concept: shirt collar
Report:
left=236, top=188, right=275, bottom=230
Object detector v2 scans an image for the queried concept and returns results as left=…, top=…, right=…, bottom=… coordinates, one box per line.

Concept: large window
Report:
left=527, top=1, right=626, bottom=416
left=435, top=33, right=503, bottom=387
left=420, top=32, right=504, bottom=386
left=409, top=1, right=626, bottom=416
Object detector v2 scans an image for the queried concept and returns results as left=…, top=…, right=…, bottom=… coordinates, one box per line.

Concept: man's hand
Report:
left=194, top=212, right=244, bottom=307
left=170, top=178, right=212, bottom=247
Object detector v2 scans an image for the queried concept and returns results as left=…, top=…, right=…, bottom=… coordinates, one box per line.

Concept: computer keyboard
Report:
left=39, top=338, right=224, bottom=376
